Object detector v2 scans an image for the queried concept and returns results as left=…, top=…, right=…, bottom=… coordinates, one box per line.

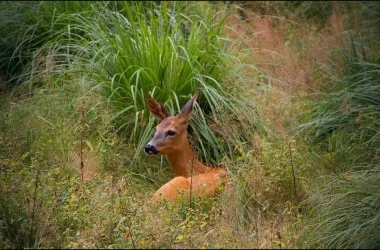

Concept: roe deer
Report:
left=145, top=92, right=228, bottom=201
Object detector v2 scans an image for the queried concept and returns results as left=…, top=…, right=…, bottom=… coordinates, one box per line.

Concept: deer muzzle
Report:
left=144, top=143, right=159, bottom=155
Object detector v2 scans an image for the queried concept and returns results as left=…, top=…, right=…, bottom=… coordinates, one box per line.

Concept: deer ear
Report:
left=145, top=95, right=170, bottom=121
left=178, top=92, right=199, bottom=121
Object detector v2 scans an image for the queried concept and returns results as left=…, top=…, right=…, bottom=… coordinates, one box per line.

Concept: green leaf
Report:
left=21, top=152, right=30, bottom=160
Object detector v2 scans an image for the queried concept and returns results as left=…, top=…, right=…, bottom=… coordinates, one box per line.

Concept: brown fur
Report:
left=146, top=93, right=227, bottom=201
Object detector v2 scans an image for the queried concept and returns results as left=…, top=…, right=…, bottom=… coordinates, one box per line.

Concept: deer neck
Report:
left=165, top=140, right=210, bottom=178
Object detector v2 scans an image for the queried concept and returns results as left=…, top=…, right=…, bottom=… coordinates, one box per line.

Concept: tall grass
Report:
left=234, top=1, right=334, bottom=28
left=78, top=2, right=264, bottom=164
left=79, top=2, right=234, bottom=161
left=304, top=167, right=380, bottom=248
left=0, top=1, right=96, bottom=86
left=299, top=33, right=380, bottom=171
left=1, top=1, right=264, bottom=165
left=299, top=32, right=380, bottom=247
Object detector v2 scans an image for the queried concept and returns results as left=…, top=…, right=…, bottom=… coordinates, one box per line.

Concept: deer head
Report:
left=144, top=92, right=199, bottom=155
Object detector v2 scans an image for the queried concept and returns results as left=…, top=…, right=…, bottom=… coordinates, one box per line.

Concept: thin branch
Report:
left=127, top=209, right=137, bottom=249
left=29, top=167, right=40, bottom=248
left=189, top=152, right=194, bottom=209
left=288, top=141, right=297, bottom=203
left=79, top=103, right=85, bottom=184
left=254, top=158, right=259, bottom=247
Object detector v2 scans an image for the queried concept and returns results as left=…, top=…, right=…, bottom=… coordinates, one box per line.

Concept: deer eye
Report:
left=167, top=130, right=176, bottom=137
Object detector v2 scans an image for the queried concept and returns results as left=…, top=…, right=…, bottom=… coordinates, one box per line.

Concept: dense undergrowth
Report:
left=298, top=31, right=380, bottom=249
left=1, top=1, right=265, bottom=165
left=0, top=1, right=379, bottom=249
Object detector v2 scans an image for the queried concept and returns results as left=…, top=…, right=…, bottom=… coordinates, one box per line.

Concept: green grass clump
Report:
left=1, top=1, right=264, bottom=165
left=70, top=2, right=262, bottom=163
left=299, top=33, right=380, bottom=248
left=299, top=34, right=380, bottom=171
left=304, top=167, right=380, bottom=249
left=74, top=2, right=232, bottom=160
left=0, top=1, right=98, bottom=87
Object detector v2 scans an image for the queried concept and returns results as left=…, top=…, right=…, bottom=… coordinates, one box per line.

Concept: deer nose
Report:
left=144, top=144, right=158, bottom=155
